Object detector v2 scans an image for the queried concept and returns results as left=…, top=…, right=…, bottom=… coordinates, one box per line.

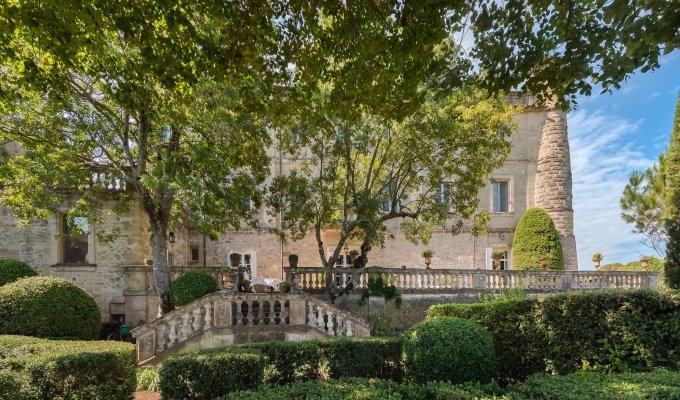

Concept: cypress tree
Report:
left=512, top=208, right=564, bottom=270
left=664, top=93, right=680, bottom=289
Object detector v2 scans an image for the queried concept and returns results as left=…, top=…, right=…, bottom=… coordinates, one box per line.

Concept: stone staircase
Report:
left=131, top=292, right=370, bottom=364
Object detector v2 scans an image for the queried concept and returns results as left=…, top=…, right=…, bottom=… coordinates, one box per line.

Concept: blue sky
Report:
left=569, top=53, right=680, bottom=269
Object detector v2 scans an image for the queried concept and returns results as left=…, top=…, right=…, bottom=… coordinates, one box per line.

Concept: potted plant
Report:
left=220, top=267, right=236, bottom=286
left=422, top=250, right=434, bottom=269
left=539, top=257, right=548, bottom=269
left=640, top=256, right=650, bottom=271
left=348, top=249, right=360, bottom=264
left=278, top=281, right=292, bottom=293
left=491, top=251, right=504, bottom=270
left=240, top=278, right=251, bottom=293
left=592, top=252, right=603, bottom=270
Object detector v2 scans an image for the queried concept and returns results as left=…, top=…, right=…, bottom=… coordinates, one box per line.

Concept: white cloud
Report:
left=568, top=110, right=655, bottom=268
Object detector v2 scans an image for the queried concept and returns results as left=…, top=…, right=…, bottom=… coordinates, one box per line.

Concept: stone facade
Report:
left=0, top=95, right=578, bottom=322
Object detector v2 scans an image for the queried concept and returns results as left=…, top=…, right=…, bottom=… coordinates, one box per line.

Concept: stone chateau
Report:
left=0, top=94, right=577, bottom=322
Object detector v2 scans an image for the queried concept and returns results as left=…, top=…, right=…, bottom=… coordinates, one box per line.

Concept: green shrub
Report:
left=358, top=275, right=403, bottom=308
left=159, top=348, right=264, bottom=399
left=0, top=335, right=136, bottom=400
left=318, top=337, right=403, bottom=380
left=0, top=258, right=37, bottom=287
left=137, top=366, right=160, bottom=392
left=512, top=208, right=564, bottom=270
left=220, top=378, right=507, bottom=400
left=515, top=369, right=680, bottom=400
left=0, top=276, right=101, bottom=339
left=171, top=271, right=218, bottom=306
left=232, top=340, right=320, bottom=385
left=428, top=289, right=680, bottom=379
left=429, top=298, right=543, bottom=382
left=402, top=317, right=496, bottom=384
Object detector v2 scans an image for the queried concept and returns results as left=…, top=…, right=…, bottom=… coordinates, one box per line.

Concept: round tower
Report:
left=534, top=106, right=578, bottom=270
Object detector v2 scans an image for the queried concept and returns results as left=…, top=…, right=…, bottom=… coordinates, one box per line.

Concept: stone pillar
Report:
left=534, top=107, right=579, bottom=270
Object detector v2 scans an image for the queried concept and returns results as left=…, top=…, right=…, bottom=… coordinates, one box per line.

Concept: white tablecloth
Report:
left=249, top=277, right=283, bottom=287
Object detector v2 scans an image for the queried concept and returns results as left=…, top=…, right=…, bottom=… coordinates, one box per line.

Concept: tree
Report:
left=664, top=93, right=680, bottom=289
left=0, top=1, right=486, bottom=314
left=267, top=85, right=516, bottom=300
left=511, top=208, right=564, bottom=270
left=621, top=152, right=667, bottom=256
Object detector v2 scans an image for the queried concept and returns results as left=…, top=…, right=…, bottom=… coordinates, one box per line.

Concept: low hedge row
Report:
left=159, top=348, right=264, bottom=400
left=427, top=289, right=680, bottom=380
left=220, top=369, right=680, bottom=400
left=0, top=335, right=136, bottom=400
left=233, top=337, right=403, bottom=384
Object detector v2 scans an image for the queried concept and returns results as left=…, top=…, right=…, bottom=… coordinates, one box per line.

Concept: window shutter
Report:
left=485, top=248, right=492, bottom=270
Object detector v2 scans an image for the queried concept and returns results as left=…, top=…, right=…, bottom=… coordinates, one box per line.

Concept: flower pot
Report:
left=641, top=259, right=649, bottom=271
left=221, top=272, right=235, bottom=286
left=492, top=259, right=501, bottom=270
left=593, top=260, right=601, bottom=270
left=424, top=256, right=432, bottom=269
left=540, top=258, right=548, bottom=269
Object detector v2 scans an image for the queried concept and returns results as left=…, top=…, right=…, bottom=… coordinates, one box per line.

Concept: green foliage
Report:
left=0, top=258, right=37, bottom=286
left=359, top=275, right=403, bottom=308
left=402, top=317, right=497, bottom=384
left=512, top=208, right=564, bottom=270
left=232, top=337, right=403, bottom=384
left=0, top=335, right=136, bottom=400
left=0, top=276, right=101, bottom=339
left=221, top=378, right=507, bottom=400
left=600, top=257, right=664, bottom=272
left=592, top=252, right=603, bottom=261
left=515, top=369, right=680, bottom=400
left=232, top=340, right=320, bottom=385
left=318, top=337, right=403, bottom=381
left=159, top=349, right=264, bottom=400
left=422, top=249, right=435, bottom=258
left=622, top=152, right=667, bottom=256
left=170, top=271, right=217, bottom=307
left=136, top=366, right=160, bottom=393
left=665, top=93, right=680, bottom=289
left=427, top=290, right=680, bottom=380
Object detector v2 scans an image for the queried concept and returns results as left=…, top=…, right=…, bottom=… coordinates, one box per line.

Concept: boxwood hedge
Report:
left=0, top=335, right=136, bottom=400
left=0, top=258, right=37, bottom=287
left=170, top=271, right=218, bottom=306
left=0, top=276, right=101, bottom=339
left=427, top=289, right=680, bottom=380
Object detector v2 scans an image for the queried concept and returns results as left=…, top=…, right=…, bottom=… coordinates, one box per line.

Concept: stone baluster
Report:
left=345, top=320, right=354, bottom=337
left=203, top=303, right=212, bottom=331
left=247, top=300, right=255, bottom=325
left=192, top=308, right=202, bottom=332
left=336, top=315, right=345, bottom=336
left=327, top=311, right=336, bottom=336
left=156, top=324, right=167, bottom=354
left=307, top=303, right=317, bottom=329
left=258, top=300, right=266, bottom=325
left=316, top=305, right=326, bottom=333
left=168, top=319, right=179, bottom=347
left=180, top=313, right=192, bottom=341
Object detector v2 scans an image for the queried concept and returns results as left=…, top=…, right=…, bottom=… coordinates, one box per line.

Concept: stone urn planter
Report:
left=220, top=268, right=236, bottom=287
left=540, top=258, right=548, bottom=269
left=491, top=251, right=505, bottom=270
left=641, top=257, right=649, bottom=271
left=592, top=252, right=603, bottom=271
left=422, top=250, right=434, bottom=269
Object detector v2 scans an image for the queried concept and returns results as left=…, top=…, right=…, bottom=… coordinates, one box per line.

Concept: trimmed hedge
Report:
left=0, top=276, right=101, bottom=339
left=0, top=258, right=37, bottom=287
left=512, top=208, right=564, bottom=270
left=427, top=289, right=680, bottom=380
left=221, top=378, right=507, bottom=400
left=158, top=348, right=264, bottom=400
left=0, top=335, right=136, bottom=400
left=402, top=317, right=496, bottom=384
left=171, top=271, right=218, bottom=307
left=232, top=337, right=403, bottom=384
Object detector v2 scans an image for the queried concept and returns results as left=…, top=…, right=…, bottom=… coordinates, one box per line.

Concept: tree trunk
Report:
left=151, top=228, right=174, bottom=315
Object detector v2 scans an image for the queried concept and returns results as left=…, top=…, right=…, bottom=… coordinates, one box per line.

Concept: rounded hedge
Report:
left=0, top=258, right=38, bottom=287
left=0, top=276, right=101, bottom=339
left=512, top=208, right=564, bottom=270
left=171, top=271, right=218, bottom=306
left=402, top=316, right=496, bottom=384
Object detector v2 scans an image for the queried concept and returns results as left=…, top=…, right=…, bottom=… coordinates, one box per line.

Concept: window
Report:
left=63, top=215, right=89, bottom=264
left=228, top=251, right=256, bottom=279
left=334, top=254, right=348, bottom=268
left=381, top=182, right=400, bottom=214
left=189, top=245, right=200, bottom=263
left=492, top=180, right=509, bottom=213
left=498, top=129, right=506, bottom=139
left=243, top=197, right=252, bottom=210
left=437, top=182, right=451, bottom=211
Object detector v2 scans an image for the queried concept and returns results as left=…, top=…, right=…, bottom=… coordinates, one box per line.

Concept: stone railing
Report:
left=131, top=292, right=370, bottom=363
left=291, top=267, right=659, bottom=293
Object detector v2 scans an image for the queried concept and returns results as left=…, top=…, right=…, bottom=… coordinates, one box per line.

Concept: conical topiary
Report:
left=512, top=208, right=564, bottom=270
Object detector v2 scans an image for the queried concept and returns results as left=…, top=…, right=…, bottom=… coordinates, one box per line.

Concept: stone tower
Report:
left=534, top=105, right=578, bottom=270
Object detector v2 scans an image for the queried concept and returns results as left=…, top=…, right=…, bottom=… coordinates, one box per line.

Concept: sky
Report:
left=569, top=53, right=680, bottom=269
